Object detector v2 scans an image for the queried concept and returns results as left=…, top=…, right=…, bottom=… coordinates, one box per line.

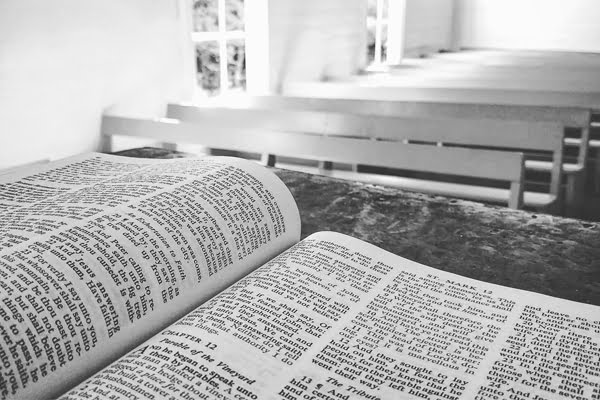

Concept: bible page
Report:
left=59, top=231, right=599, bottom=400
left=0, top=153, right=300, bottom=399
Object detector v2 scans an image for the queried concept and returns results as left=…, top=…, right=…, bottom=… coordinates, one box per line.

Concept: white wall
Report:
left=266, top=0, right=366, bottom=92
left=0, top=0, right=192, bottom=169
left=404, top=0, right=454, bottom=56
left=457, top=0, right=600, bottom=53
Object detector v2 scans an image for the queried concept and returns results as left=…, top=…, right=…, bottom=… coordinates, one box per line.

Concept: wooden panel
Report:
left=165, top=108, right=334, bottom=136
left=391, top=64, right=600, bottom=82
left=275, top=164, right=552, bottom=208
left=282, top=82, right=600, bottom=111
left=102, top=115, right=525, bottom=182
left=381, top=59, right=600, bottom=92
left=167, top=104, right=563, bottom=151
left=350, top=75, right=600, bottom=93
left=180, top=95, right=591, bottom=127
left=435, top=50, right=600, bottom=67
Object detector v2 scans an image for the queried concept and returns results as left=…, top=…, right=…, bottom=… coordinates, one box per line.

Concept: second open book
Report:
left=0, top=154, right=598, bottom=400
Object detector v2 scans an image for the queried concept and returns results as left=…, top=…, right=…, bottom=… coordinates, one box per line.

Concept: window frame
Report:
left=367, top=0, right=406, bottom=68
left=192, top=0, right=247, bottom=95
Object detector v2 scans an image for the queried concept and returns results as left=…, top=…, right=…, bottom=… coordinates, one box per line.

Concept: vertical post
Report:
left=566, top=121, right=591, bottom=217
left=595, top=147, right=600, bottom=193
left=373, top=0, right=384, bottom=65
left=100, top=134, right=113, bottom=153
left=592, top=121, right=600, bottom=193
left=218, top=0, right=228, bottom=93
left=99, top=117, right=113, bottom=153
left=577, top=115, right=591, bottom=167
left=318, top=161, right=333, bottom=174
left=261, top=153, right=276, bottom=167
left=548, top=144, right=565, bottom=215
left=508, top=156, right=525, bottom=209
left=508, top=181, right=524, bottom=210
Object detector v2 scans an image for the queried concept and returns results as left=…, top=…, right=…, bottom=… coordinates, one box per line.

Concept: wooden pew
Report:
left=102, top=114, right=527, bottom=209
left=388, top=55, right=600, bottom=196
left=282, top=82, right=600, bottom=110
left=350, top=73, right=600, bottom=93
left=392, top=64, right=600, bottom=82
left=169, top=98, right=575, bottom=213
left=162, top=106, right=564, bottom=211
left=374, top=52, right=600, bottom=90
left=172, top=96, right=590, bottom=125
left=280, top=86, right=597, bottom=211
left=396, top=55, right=600, bottom=71
left=433, top=49, right=600, bottom=68
left=391, top=55, right=600, bottom=81
left=392, top=52, right=600, bottom=195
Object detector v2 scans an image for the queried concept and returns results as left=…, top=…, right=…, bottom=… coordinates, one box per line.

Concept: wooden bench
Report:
left=392, top=52, right=600, bottom=196
left=394, top=55, right=600, bottom=73
left=391, top=63, right=600, bottom=83
left=385, top=55, right=600, bottom=89
left=433, top=49, right=600, bottom=68
left=276, top=88, right=597, bottom=213
left=160, top=106, right=565, bottom=211
left=282, top=82, right=600, bottom=110
left=168, top=99, right=570, bottom=213
left=101, top=114, right=527, bottom=209
left=352, top=73, right=600, bottom=93
left=406, top=52, right=600, bottom=196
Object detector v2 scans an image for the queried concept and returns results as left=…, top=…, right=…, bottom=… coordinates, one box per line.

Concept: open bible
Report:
left=0, top=153, right=598, bottom=400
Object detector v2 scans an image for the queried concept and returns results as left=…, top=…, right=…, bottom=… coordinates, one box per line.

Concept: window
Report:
left=367, top=0, right=389, bottom=66
left=192, top=0, right=246, bottom=96
left=366, top=0, right=405, bottom=69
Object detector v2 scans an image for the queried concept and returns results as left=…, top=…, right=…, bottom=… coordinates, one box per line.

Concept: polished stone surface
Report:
left=114, top=147, right=600, bottom=306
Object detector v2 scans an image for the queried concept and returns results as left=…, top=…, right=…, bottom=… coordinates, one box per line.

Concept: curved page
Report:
left=0, top=153, right=300, bottom=399
left=60, top=231, right=599, bottom=400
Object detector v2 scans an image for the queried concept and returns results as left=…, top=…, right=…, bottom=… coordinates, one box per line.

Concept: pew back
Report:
left=169, top=96, right=591, bottom=127
left=167, top=102, right=564, bottom=207
left=101, top=115, right=526, bottom=209
left=167, top=104, right=563, bottom=153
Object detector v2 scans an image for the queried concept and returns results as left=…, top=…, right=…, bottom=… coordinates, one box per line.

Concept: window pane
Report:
left=196, top=41, right=220, bottom=96
left=193, top=0, right=218, bottom=32
left=381, top=0, right=389, bottom=62
left=367, top=18, right=376, bottom=62
left=226, top=0, right=244, bottom=31
left=381, top=22, right=388, bottom=63
left=227, top=40, right=246, bottom=91
left=366, top=0, right=389, bottom=64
